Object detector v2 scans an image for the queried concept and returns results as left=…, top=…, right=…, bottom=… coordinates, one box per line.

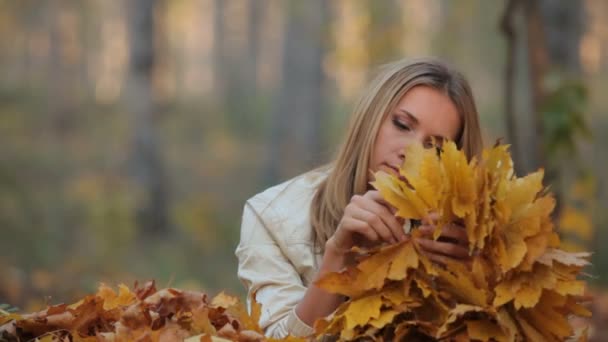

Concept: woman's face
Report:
left=370, top=85, right=462, bottom=178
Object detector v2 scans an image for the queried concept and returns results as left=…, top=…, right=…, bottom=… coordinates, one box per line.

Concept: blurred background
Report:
left=0, top=0, right=607, bottom=335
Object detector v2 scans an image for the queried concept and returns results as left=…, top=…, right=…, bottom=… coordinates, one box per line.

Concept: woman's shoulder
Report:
left=246, top=167, right=330, bottom=219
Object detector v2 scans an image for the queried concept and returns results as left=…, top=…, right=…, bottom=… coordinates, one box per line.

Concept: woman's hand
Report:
left=326, top=190, right=408, bottom=256
left=414, top=213, right=471, bottom=265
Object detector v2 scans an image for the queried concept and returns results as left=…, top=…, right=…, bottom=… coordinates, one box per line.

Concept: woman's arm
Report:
left=294, top=242, right=349, bottom=326
left=295, top=190, right=408, bottom=326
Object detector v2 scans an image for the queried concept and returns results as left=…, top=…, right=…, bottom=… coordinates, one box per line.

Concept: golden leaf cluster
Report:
left=0, top=281, right=304, bottom=342
left=315, top=142, right=591, bottom=341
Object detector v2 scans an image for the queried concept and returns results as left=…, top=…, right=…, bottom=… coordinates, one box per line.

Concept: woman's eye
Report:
left=392, top=118, right=411, bottom=131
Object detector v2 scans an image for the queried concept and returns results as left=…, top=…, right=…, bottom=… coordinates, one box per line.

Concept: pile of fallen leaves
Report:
left=314, top=142, right=591, bottom=341
left=0, top=281, right=303, bottom=342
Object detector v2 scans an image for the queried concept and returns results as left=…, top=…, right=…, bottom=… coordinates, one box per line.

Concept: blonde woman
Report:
left=236, top=58, right=484, bottom=338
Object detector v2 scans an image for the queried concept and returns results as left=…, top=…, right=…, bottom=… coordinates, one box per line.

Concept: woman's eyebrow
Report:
left=396, top=108, right=419, bottom=125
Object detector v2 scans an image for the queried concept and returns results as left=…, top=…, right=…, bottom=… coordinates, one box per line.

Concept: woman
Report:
left=236, top=57, right=483, bottom=338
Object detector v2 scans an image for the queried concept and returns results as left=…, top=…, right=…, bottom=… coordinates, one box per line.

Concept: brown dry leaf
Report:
left=436, top=304, right=490, bottom=338
left=465, top=319, right=507, bottom=342
left=537, top=248, right=592, bottom=267
left=515, top=312, right=547, bottom=342
left=495, top=307, right=520, bottom=341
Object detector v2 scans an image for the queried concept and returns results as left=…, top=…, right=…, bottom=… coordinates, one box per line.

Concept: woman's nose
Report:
left=407, top=132, right=427, bottom=147
left=398, top=151, right=405, bottom=163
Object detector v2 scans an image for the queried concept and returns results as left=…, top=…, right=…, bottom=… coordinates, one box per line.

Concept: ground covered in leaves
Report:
left=0, top=281, right=303, bottom=342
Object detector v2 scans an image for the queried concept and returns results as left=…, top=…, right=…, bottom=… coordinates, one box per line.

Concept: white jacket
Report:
left=235, top=169, right=328, bottom=338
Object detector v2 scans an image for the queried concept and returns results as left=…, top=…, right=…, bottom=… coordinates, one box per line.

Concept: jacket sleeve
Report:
left=235, top=201, right=315, bottom=338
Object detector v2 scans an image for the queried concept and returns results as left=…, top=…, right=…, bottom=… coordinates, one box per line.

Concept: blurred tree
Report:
left=125, top=0, right=170, bottom=236
left=501, top=0, right=588, bottom=183
left=213, top=0, right=263, bottom=133
left=265, top=0, right=328, bottom=183
left=367, top=0, right=401, bottom=63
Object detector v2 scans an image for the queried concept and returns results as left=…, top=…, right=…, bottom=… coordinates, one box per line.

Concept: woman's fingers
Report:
left=336, top=217, right=380, bottom=244
left=418, top=223, right=468, bottom=246
left=420, top=250, right=472, bottom=268
left=415, top=238, right=470, bottom=259
left=338, top=190, right=414, bottom=249
left=360, top=193, right=407, bottom=242
left=349, top=207, right=397, bottom=244
left=422, top=212, right=440, bottom=225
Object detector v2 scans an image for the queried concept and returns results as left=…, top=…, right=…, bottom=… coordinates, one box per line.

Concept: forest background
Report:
left=1, top=0, right=607, bottom=330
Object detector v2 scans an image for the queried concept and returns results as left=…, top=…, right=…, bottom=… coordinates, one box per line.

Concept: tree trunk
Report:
left=125, top=0, right=169, bottom=236
left=500, top=0, right=523, bottom=176
left=266, top=0, right=327, bottom=184
left=212, top=0, right=227, bottom=104
left=524, top=0, right=549, bottom=173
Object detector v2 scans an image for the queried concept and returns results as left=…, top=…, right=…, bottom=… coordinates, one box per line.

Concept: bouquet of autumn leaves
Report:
left=314, top=142, right=591, bottom=341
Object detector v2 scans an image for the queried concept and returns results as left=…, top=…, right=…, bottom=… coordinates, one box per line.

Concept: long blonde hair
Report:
left=310, top=57, right=483, bottom=249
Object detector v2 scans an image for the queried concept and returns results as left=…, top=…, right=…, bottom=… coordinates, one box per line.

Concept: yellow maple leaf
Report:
left=97, top=283, right=137, bottom=311
left=441, top=141, right=476, bottom=218
left=399, top=143, right=444, bottom=209
left=386, top=242, right=418, bottom=281
left=435, top=259, right=488, bottom=307
left=368, top=309, right=399, bottom=329
left=493, top=263, right=556, bottom=309
left=315, top=242, right=406, bottom=298
left=372, top=171, right=429, bottom=219
left=343, top=294, right=384, bottom=330
left=504, top=170, right=545, bottom=217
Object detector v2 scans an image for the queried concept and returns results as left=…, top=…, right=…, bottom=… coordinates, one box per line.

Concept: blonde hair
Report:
left=310, top=57, right=483, bottom=249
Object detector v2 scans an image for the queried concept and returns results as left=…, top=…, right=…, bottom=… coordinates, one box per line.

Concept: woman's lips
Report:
left=383, top=163, right=400, bottom=175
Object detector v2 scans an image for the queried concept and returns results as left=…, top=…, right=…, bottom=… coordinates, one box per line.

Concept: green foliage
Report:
left=541, top=78, right=591, bottom=157
left=0, top=303, right=19, bottom=314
